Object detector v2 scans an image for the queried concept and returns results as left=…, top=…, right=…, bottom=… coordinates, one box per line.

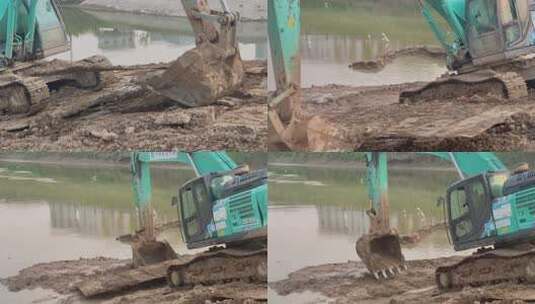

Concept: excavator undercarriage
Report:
left=0, top=55, right=110, bottom=115
left=436, top=247, right=535, bottom=290
left=166, top=239, right=267, bottom=288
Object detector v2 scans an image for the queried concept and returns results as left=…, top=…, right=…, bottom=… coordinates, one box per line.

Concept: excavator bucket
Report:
left=131, top=239, right=177, bottom=267
left=356, top=231, right=406, bottom=279
left=145, top=42, right=244, bottom=108
left=356, top=153, right=406, bottom=279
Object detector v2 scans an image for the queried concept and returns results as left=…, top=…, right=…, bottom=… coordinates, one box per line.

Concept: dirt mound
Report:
left=0, top=60, right=267, bottom=151
left=0, top=257, right=130, bottom=294
left=349, top=46, right=446, bottom=72
left=297, top=84, right=535, bottom=151
left=270, top=257, right=535, bottom=303
left=1, top=257, right=267, bottom=304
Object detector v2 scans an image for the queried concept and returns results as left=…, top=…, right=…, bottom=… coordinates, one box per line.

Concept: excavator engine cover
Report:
left=146, top=42, right=244, bottom=108
left=131, top=239, right=177, bottom=267
left=356, top=231, right=405, bottom=278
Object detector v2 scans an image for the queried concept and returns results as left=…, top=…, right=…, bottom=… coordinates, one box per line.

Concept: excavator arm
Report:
left=358, top=152, right=506, bottom=279
left=268, top=0, right=306, bottom=150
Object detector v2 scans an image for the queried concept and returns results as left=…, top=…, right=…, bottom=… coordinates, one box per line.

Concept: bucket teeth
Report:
left=388, top=267, right=396, bottom=276
left=373, top=272, right=380, bottom=280
left=381, top=269, right=388, bottom=279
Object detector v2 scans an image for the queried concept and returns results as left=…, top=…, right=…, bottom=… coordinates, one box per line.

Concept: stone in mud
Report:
left=146, top=43, right=244, bottom=108
left=88, top=129, right=119, bottom=141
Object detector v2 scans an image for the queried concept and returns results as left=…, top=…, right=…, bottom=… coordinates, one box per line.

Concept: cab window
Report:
left=450, top=186, right=473, bottom=239
left=181, top=188, right=199, bottom=237
left=469, top=0, right=498, bottom=35
left=499, top=0, right=521, bottom=45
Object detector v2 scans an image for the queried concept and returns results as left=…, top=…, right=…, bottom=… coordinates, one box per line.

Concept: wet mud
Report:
left=0, top=60, right=267, bottom=151
left=270, top=256, right=535, bottom=304
left=300, top=83, right=535, bottom=151
left=349, top=46, right=446, bottom=72
left=1, top=257, right=266, bottom=304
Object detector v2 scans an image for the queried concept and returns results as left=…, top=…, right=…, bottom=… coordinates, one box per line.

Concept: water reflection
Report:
left=53, top=8, right=267, bottom=65
left=301, top=2, right=447, bottom=87
left=49, top=201, right=134, bottom=237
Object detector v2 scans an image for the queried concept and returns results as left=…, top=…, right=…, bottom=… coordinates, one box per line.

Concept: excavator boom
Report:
left=268, top=0, right=306, bottom=150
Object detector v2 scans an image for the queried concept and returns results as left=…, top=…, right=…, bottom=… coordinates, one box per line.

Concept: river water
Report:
left=268, top=162, right=469, bottom=303
left=51, top=7, right=267, bottom=65
left=301, top=1, right=447, bottom=87
left=0, top=159, right=196, bottom=303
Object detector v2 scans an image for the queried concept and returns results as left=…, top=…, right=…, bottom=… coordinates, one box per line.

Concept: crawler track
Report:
left=167, top=248, right=267, bottom=287
left=435, top=248, right=535, bottom=290
left=400, top=70, right=528, bottom=103
left=0, top=55, right=111, bottom=115
left=0, top=75, right=49, bottom=114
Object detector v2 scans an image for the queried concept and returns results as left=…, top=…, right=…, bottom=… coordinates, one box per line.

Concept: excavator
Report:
left=268, top=0, right=535, bottom=149
left=77, top=151, right=267, bottom=296
left=0, top=0, right=109, bottom=115
left=357, top=152, right=535, bottom=290
left=0, top=0, right=244, bottom=115
left=400, top=0, right=535, bottom=103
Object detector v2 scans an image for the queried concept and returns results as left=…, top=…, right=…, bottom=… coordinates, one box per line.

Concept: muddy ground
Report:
left=301, top=83, right=535, bottom=151
left=0, top=60, right=267, bottom=151
left=1, top=257, right=266, bottom=304
left=270, top=256, right=535, bottom=304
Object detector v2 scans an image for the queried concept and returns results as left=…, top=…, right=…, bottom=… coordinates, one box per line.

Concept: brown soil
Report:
left=299, top=83, right=535, bottom=151
left=0, top=60, right=267, bottom=151
left=349, top=46, right=446, bottom=72
left=1, top=257, right=267, bottom=304
left=270, top=257, right=535, bottom=304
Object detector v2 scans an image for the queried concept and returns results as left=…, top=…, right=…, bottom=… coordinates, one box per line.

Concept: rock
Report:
left=88, top=129, right=118, bottom=141
left=125, top=127, right=136, bottom=134
left=154, top=112, right=192, bottom=126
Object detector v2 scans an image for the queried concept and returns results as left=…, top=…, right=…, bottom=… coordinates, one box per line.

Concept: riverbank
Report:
left=270, top=256, right=534, bottom=303
left=1, top=257, right=266, bottom=304
left=74, top=0, right=267, bottom=21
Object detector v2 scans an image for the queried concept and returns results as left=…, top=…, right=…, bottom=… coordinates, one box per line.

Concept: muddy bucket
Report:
left=145, top=42, right=244, bottom=108
left=356, top=232, right=406, bottom=279
left=132, top=240, right=177, bottom=267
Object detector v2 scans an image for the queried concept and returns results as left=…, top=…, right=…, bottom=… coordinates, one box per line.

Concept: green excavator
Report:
left=401, top=0, right=535, bottom=102
left=0, top=0, right=109, bottom=115
left=130, top=151, right=267, bottom=288
left=357, top=152, right=535, bottom=290
left=269, top=0, right=535, bottom=149
left=77, top=151, right=267, bottom=297
left=0, top=0, right=244, bottom=115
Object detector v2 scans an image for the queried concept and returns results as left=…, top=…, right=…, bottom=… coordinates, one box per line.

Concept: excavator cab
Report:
left=177, top=169, right=268, bottom=250
left=445, top=172, right=508, bottom=250
left=466, top=0, right=535, bottom=65
left=178, top=175, right=216, bottom=248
